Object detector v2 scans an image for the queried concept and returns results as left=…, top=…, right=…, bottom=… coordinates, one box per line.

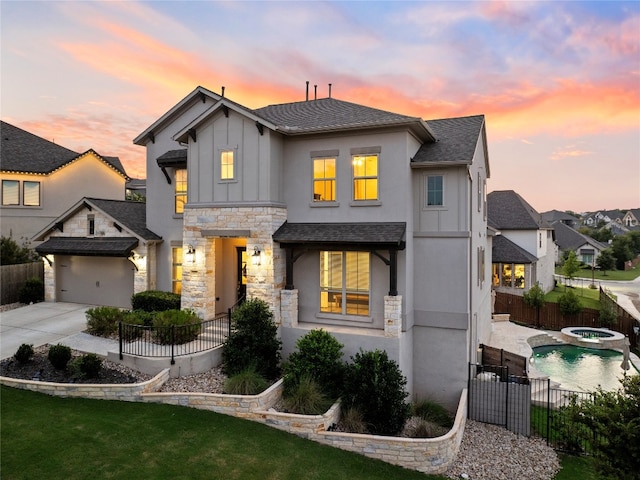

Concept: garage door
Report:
left=56, top=256, right=135, bottom=308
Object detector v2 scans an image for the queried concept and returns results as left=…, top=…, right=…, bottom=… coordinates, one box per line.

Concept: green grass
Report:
left=0, top=386, right=445, bottom=480
left=544, top=285, right=601, bottom=310
left=555, top=266, right=640, bottom=281
left=554, top=454, right=598, bottom=480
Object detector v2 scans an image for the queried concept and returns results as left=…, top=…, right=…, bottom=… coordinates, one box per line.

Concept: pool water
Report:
left=532, top=345, right=638, bottom=392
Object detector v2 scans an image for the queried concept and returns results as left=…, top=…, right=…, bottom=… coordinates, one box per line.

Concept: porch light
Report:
left=252, top=247, right=261, bottom=266
left=186, top=244, right=196, bottom=263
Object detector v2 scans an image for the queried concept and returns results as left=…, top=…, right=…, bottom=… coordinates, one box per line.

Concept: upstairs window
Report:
left=352, top=154, right=378, bottom=201
left=313, top=158, right=336, bottom=201
left=320, top=251, right=370, bottom=316
left=23, top=181, right=40, bottom=206
left=2, top=180, right=19, bottom=205
left=426, top=175, right=443, bottom=206
left=221, top=150, right=234, bottom=180
left=175, top=168, right=187, bottom=214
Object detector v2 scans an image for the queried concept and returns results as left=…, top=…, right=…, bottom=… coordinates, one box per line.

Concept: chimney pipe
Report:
left=306, top=81, right=309, bottom=101
left=314, top=84, right=317, bottom=100
left=221, top=86, right=225, bottom=97
left=329, top=83, right=332, bottom=98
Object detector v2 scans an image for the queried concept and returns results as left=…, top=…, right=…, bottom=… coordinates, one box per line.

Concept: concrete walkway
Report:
left=0, top=302, right=118, bottom=360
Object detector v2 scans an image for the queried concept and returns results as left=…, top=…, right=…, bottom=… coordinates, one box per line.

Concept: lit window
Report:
left=320, top=251, right=370, bottom=316
left=23, top=181, right=40, bottom=206
left=313, top=158, right=336, bottom=201
left=352, top=155, right=378, bottom=201
left=221, top=150, right=234, bottom=180
left=175, top=169, right=187, bottom=214
left=2, top=180, right=19, bottom=205
left=426, top=175, right=443, bottom=206
left=172, top=247, right=183, bottom=294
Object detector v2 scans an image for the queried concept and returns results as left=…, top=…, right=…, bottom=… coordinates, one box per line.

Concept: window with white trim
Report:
left=2, top=180, right=19, bottom=205
left=23, top=181, right=40, bottom=206
left=172, top=247, right=183, bottom=294
left=87, top=214, right=95, bottom=236
left=320, top=251, right=370, bottom=316
left=221, top=150, right=234, bottom=180
left=313, top=157, right=336, bottom=201
left=426, top=175, right=443, bottom=206
left=352, top=155, right=378, bottom=201
left=174, top=168, right=187, bottom=214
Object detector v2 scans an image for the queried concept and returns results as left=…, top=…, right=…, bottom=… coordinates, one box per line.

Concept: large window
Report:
left=172, top=247, right=183, bottom=294
left=352, top=155, right=378, bottom=201
left=174, top=168, right=187, bottom=214
left=497, top=263, right=526, bottom=289
left=23, top=181, right=40, bottom=206
left=320, top=251, right=370, bottom=316
left=426, top=175, right=443, bottom=206
left=2, top=180, right=19, bottom=205
left=313, top=158, right=336, bottom=201
left=221, top=150, right=234, bottom=180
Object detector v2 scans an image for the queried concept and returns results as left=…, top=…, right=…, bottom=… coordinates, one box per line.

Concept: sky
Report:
left=1, top=1, right=639, bottom=214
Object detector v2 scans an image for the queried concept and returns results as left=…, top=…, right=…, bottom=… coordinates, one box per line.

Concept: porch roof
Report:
left=273, top=222, right=406, bottom=250
left=35, top=237, right=139, bottom=257
left=492, top=235, right=537, bottom=264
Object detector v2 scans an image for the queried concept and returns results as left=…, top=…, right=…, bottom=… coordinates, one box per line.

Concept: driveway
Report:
left=0, top=302, right=94, bottom=360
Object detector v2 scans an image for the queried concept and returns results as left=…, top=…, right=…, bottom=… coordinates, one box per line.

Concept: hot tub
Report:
left=560, top=327, right=626, bottom=349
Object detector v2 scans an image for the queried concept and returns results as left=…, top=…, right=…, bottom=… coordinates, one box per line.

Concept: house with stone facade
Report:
left=133, top=86, right=493, bottom=408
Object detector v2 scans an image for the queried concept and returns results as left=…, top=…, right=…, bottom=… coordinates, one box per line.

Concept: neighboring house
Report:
left=0, top=121, right=128, bottom=243
left=622, top=208, right=640, bottom=230
left=552, top=221, right=609, bottom=266
left=32, top=197, right=161, bottom=308
left=133, top=86, right=493, bottom=408
left=541, top=209, right=579, bottom=229
left=488, top=190, right=555, bottom=293
left=126, top=178, right=147, bottom=200
left=582, top=209, right=625, bottom=230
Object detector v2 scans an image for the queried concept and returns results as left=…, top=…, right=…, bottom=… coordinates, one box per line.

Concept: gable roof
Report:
left=541, top=209, right=579, bottom=224
left=411, top=115, right=486, bottom=167
left=33, top=197, right=161, bottom=242
left=487, top=190, right=551, bottom=230
left=552, top=221, right=607, bottom=252
left=492, top=235, right=538, bottom=264
left=1, top=121, right=127, bottom=177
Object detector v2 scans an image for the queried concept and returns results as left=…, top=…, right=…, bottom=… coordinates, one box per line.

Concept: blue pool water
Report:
left=532, top=345, right=638, bottom=392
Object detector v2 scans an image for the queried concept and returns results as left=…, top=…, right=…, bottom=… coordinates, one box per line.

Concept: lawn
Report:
left=0, top=386, right=446, bottom=480
left=555, top=266, right=640, bottom=282
left=544, top=285, right=601, bottom=310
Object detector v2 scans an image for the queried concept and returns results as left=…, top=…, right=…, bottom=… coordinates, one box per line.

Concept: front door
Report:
left=236, top=246, right=247, bottom=302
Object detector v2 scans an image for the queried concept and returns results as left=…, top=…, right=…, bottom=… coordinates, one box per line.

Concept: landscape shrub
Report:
left=222, top=298, right=281, bottom=380
left=412, top=399, right=453, bottom=429
left=338, top=406, right=368, bottom=434
left=86, top=306, right=125, bottom=337
left=598, top=302, right=617, bottom=327
left=131, top=290, right=181, bottom=312
left=47, top=344, right=72, bottom=370
left=558, top=289, right=582, bottom=316
left=341, top=349, right=410, bottom=435
left=14, top=343, right=34, bottom=363
left=282, top=329, right=345, bottom=399
left=18, top=277, right=44, bottom=304
left=282, top=376, right=332, bottom=415
left=152, top=309, right=201, bottom=345
left=223, top=365, right=269, bottom=395
left=72, top=353, right=103, bottom=379
left=404, top=418, right=449, bottom=439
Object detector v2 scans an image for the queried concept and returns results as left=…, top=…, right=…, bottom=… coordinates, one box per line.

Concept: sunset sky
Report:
left=1, top=1, right=639, bottom=213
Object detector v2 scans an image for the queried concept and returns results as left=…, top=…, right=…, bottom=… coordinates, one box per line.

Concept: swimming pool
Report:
left=532, top=344, right=638, bottom=392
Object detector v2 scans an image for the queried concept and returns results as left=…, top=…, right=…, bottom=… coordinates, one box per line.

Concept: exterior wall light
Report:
left=186, top=244, right=196, bottom=263
left=252, top=246, right=261, bottom=266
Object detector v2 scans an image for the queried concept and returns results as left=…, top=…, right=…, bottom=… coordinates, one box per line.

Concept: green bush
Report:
left=599, top=302, right=617, bottom=327
left=282, top=376, right=333, bottom=415
left=412, top=399, right=453, bottom=429
left=152, top=309, right=201, bottom=345
left=558, top=289, right=582, bottom=316
left=47, top=344, right=72, bottom=370
left=223, top=365, right=269, bottom=395
left=131, top=290, right=181, bottom=312
left=18, top=277, right=44, bottom=304
left=222, top=298, right=281, bottom=380
left=14, top=343, right=34, bottom=363
left=0, top=236, right=39, bottom=265
left=282, top=329, right=345, bottom=399
left=86, top=306, right=125, bottom=337
left=119, top=310, right=152, bottom=341
left=342, top=349, right=410, bottom=436
left=73, top=353, right=103, bottom=379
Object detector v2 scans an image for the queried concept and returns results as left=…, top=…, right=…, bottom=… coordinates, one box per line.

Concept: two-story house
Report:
left=0, top=121, right=129, bottom=243
left=622, top=208, right=640, bottom=230
left=133, top=86, right=492, bottom=408
left=488, top=190, right=555, bottom=293
left=551, top=221, right=609, bottom=266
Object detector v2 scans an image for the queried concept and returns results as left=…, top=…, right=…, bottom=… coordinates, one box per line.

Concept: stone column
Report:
left=43, top=258, right=55, bottom=302
left=384, top=295, right=402, bottom=337
left=280, top=289, right=299, bottom=328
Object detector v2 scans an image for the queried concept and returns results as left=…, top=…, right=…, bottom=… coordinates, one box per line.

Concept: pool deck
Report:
left=488, top=320, right=640, bottom=379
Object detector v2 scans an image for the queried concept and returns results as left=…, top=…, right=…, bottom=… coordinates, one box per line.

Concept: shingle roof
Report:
left=541, top=210, right=579, bottom=224
left=273, top=222, right=406, bottom=249
left=492, top=235, right=538, bottom=263
left=411, top=115, right=485, bottom=165
left=254, top=98, right=434, bottom=138
left=1, top=121, right=127, bottom=177
left=35, top=237, right=139, bottom=257
left=552, top=221, right=607, bottom=251
left=85, top=198, right=161, bottom=241
left=157, top=149, right=187, bottom=167
left=487, top=190, right=551, bottom=230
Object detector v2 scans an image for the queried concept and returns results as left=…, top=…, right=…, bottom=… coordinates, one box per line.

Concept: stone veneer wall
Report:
left=384, top=295, right=402, bottom=337
left=281, top=289, right=298, bottom=328
left=181, top=205, right=288, bottom=321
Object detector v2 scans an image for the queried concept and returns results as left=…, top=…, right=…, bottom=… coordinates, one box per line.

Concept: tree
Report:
left=627, top=231, right=640, bottom=256
left=523, top=282, right=546, bottom=327
left=611, top=235, right=634, bottom=270
left=0, top=237, right=39, bottom=265
left=596, top=249, right=615, bottom=275
left=562, top=251, right=581, bottom=286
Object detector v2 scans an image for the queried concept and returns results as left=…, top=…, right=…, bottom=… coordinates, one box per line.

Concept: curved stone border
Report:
left=560, top=327, right=626, bottom=350
left=1, top=371, right=466, bottom=475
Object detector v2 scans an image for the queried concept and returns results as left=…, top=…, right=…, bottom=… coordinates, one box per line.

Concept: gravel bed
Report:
left=445, top=419, right=560, bottom=480
left=158, top=366, right=227, bottom=393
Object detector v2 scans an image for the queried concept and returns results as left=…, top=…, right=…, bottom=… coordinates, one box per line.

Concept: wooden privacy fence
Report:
left=479, top=344, right=528, bottom=377
left=0, top=262, right=44, bottom=305
left=494, top=289, right=639, bottom=347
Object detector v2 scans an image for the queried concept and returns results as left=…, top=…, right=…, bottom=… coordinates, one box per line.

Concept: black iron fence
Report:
left=468, top=363, right=599, bottom=455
